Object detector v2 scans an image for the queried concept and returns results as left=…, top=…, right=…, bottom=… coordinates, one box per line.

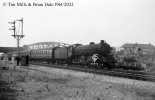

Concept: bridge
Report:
left=0, top=42, right=70, bottom=53
left=23, top=42, right=70, bottom=51
left=0, top=47, right=23, bottom=53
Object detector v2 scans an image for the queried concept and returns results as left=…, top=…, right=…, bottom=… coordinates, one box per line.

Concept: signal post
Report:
left=9, top=18, right=25, bottom=67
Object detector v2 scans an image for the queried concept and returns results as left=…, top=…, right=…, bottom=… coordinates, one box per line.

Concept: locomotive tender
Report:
left=20, top=40, right=116, bottom=69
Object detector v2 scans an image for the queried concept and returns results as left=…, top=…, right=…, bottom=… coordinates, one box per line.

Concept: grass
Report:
left=1, top=60, right=155, bottom=100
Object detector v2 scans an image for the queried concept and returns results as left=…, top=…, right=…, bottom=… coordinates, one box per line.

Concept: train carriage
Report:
left=30, top=49, right=53, bottom=63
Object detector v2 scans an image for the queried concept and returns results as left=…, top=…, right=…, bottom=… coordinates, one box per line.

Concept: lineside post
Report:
left=92, top=54, right=98, bottom=78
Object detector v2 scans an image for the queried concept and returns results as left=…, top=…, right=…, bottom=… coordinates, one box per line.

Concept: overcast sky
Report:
left=0, top=0, right=155, bottom=47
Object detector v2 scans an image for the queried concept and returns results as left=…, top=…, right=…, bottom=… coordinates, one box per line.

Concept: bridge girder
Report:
left=24, top=42, right=70, bottom=51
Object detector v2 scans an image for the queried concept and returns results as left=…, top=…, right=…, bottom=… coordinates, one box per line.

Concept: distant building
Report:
left=121, top=43, right=155, bottom=62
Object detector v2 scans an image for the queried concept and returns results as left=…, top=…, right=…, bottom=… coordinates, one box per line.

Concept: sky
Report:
left=0, top=0, right=155, bottom=48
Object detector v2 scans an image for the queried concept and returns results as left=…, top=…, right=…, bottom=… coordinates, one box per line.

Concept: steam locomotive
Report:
left=20, top=40, right=116, bottom=69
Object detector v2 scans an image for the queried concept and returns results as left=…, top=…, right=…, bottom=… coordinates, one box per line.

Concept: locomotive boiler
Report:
left=69, top=40, right=115, bottom=68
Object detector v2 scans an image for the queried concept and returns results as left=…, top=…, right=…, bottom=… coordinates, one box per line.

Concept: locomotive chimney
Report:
left=100, top=40, right=105, bottom=44
left=90, top=42, right=95, bottom=45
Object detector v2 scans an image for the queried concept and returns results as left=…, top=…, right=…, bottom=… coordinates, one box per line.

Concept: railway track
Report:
left=29, top=62, right=155, bottom=82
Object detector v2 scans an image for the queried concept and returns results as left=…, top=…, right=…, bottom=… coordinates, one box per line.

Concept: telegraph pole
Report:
left=9, top=18, right=25, bottom=66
